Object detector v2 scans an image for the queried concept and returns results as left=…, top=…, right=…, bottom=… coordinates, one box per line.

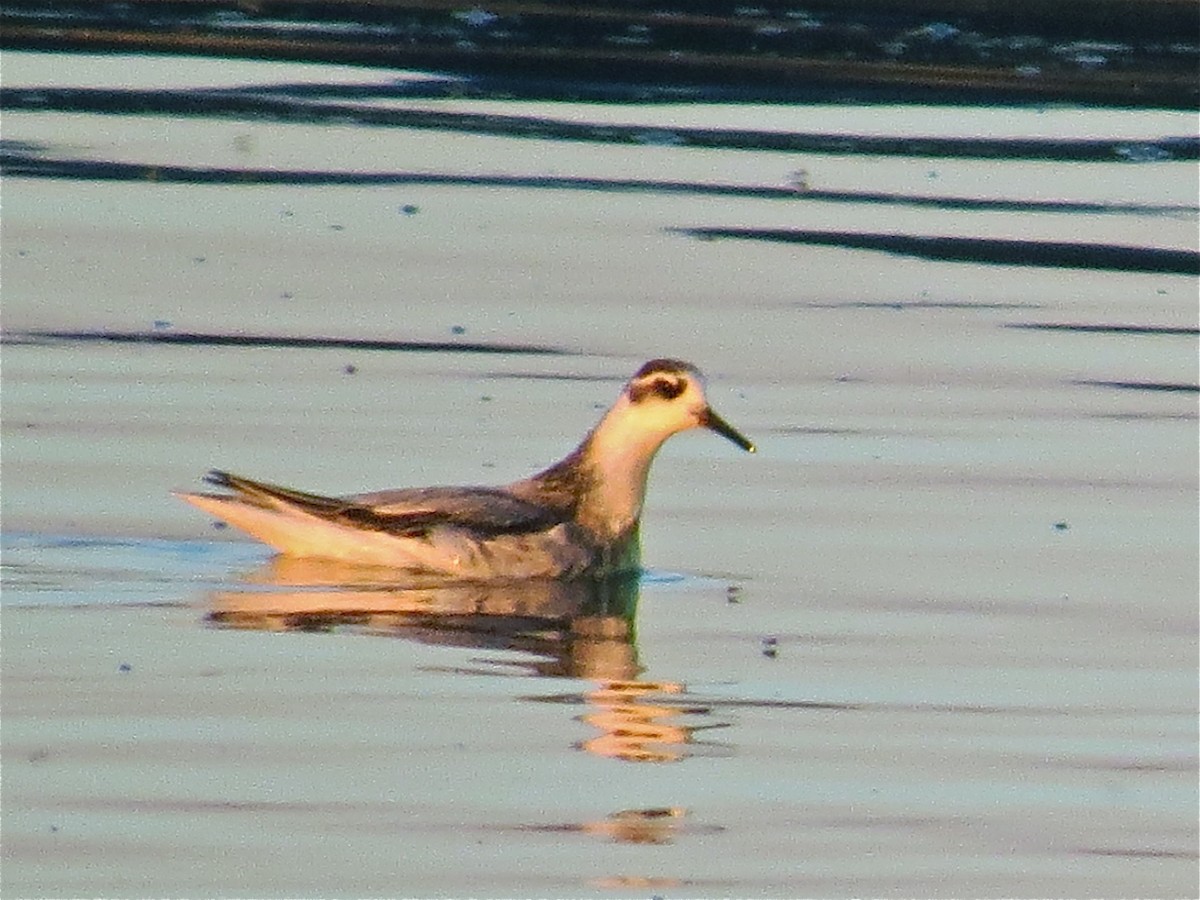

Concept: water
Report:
left=1, top=49, right=1197, bottom=897
left=2, top=530, right=1195, bottom=896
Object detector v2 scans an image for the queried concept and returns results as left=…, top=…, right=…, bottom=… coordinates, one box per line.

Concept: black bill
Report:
left=701, top=408, right=756, bottom=453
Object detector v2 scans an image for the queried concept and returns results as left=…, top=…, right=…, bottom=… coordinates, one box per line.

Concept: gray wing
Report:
left=344, top=486, right=566, bottom=537
left=203, top=471, right=566, bottom=539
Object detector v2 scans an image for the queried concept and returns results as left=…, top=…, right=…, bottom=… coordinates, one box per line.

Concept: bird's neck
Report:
left=514, top=403, right=670, bottom=542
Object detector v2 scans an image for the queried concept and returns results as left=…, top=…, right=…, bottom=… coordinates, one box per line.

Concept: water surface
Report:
left=1, top=49, right=1197, bottom=898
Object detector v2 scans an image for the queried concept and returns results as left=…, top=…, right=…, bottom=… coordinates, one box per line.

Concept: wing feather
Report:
left=206, top=471, right=564, bottom=539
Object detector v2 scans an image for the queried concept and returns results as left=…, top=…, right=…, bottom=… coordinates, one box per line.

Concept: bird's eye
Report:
left=652, top=378, right=685, bottom=400
left=629, top=374, right=688, bottom=403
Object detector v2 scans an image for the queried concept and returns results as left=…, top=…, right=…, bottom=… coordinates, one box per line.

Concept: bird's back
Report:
left=178, top=473, right=617, bottom=578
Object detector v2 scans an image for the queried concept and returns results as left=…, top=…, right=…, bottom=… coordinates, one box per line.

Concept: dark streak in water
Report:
left=1073, top=380, right=1199, bottom=394
left=815, top=301, right=1044, bottom=310
left=0, top=153, right=824, bottom=199
left=46, top=796, right=387, bottom=816
left=527, top=692, right=862, bottom=712
left=531, top=692, right=1161, bottom=717
left=1094, top=412, right=1198, bottom=421
left=1056, top=757, right=1199, bottom=772
left=798, top=190, right=1195, bottom=215
left=4, top=150, right=1190, bottom=217
left=1074, top=848, right=1199, bottom=860
left=5, top=330, right=566, bottom=355
left=4, top=87, right=1198, bottom=161
left=1008, top=322, right=1199, bottom=336
left=772, top=426, right=871, bottom=436
left=4, top=140, right=1194, bottom=216
left=673, top=227, right=1200, bottom=275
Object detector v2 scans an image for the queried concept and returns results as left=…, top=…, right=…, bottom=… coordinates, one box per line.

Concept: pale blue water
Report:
left=2, top=47, right=1197, bottom=898
left=3, top=529, right=1195, bottom=896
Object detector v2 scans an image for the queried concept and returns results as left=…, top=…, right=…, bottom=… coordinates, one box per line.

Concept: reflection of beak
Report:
left=700, top=408, right=756, bottom=453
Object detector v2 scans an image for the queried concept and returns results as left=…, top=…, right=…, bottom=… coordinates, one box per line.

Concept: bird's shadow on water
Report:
left=204, top=557, right=732, bottom=766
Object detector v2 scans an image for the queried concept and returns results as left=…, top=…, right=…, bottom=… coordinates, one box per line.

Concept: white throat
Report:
left=573, top=398, right=680, bottom=539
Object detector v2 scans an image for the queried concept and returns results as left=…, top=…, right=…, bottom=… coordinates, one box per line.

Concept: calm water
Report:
left=1, top=50, right=1197, bottom=898
left=3, top=530, right=1195, bottom=896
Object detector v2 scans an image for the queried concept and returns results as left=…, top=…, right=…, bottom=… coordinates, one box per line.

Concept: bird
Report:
left=176, top=358, right=754, bottom=580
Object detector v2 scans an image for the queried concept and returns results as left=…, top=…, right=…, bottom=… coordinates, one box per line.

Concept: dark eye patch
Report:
left=631, top=376, right=685, bottom=402
left=653, top=377, right=685, bottom=399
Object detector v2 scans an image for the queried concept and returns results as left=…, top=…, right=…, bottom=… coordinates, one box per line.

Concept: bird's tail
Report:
left=202, top=469, right=348, bottom=515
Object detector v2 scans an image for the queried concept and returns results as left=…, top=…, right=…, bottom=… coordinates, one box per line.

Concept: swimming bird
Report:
left=176, top=359, right=754, bottom=579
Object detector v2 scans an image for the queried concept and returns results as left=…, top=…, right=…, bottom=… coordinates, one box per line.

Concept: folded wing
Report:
left=203, top=470, right=566, bottom=538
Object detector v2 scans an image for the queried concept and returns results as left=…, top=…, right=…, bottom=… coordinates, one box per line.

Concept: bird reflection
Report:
left=206, top=556, right=641, bottom=678
left=203, top=557, right=725, bottom=763
left=579, top=680, right=693, bottom=763
left=527, top=807, right=698, bottom=846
